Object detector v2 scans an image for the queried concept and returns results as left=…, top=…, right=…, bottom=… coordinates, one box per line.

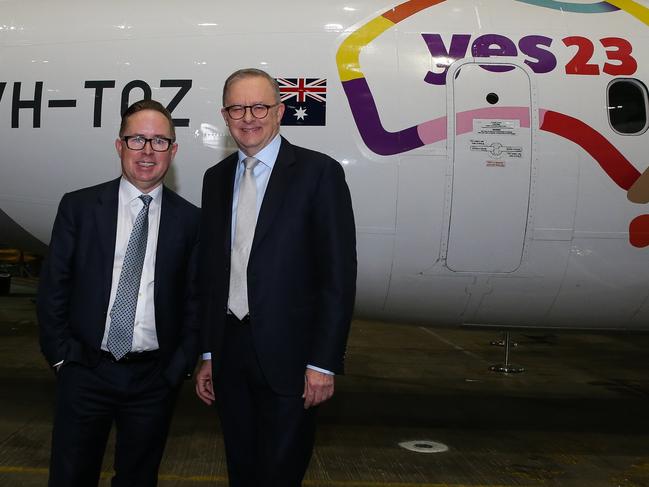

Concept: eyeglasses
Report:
left=223, top=103, right=279, bottom=120
left=121, top=135, right=175, bottom=152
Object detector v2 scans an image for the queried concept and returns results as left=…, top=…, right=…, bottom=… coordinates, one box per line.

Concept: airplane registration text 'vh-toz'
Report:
left=1, top=0, right=649, bottom=330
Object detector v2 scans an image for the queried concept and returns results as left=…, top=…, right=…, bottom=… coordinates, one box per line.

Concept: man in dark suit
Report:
left=195, top=68, right=357, bottom=487
left=38, top=99, right=200, bottom=487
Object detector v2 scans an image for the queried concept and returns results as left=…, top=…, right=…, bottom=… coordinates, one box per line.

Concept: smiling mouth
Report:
left=137, top=161, right=156, bottom=167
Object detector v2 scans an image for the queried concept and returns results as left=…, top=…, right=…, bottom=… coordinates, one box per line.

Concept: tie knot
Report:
left=139, top=194, right=153, bottom=208
left=243, top=157, right=259, bottom=171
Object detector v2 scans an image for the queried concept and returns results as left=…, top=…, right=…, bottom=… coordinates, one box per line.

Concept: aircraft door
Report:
left=446, top=61, right=533, bottom=273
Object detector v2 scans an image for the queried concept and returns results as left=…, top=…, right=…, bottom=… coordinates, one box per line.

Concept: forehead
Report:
left=225, top=76, right=275, bottom=103
left=123, top=109, right=172, bottom=134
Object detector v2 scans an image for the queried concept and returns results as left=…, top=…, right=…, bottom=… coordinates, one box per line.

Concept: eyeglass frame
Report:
left=121, top=135, right=176, bottom=152
left=223, top=103, right=280, bottom=120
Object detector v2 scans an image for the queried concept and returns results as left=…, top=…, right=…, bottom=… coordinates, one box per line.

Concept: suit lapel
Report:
left=94, top=178, right=120, bottom=302
left=224, top=155, right=238, bottom=254
left=251, top=137, right=295, bottom=253
left=217, top=154, right=238, bottom=258
left=155, top=186, right=181, bottom=300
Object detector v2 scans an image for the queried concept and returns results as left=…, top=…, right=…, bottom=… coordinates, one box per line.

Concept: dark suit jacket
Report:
left=200, top=137, right=357, bottom=395
left=38, top=178, right=200, bottom=387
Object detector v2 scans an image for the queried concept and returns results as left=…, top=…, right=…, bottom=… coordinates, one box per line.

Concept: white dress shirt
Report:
left=101, top=178, right=162, bottom=353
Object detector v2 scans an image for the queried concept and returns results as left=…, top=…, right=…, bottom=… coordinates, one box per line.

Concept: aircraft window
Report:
left=607, top=78, right=648, bottom=135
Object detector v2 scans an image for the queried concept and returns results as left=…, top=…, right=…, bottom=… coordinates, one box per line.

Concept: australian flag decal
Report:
left=276, top=78, right=326, bottom=126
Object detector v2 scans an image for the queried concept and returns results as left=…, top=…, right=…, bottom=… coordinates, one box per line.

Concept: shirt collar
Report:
left=119, top=177, right=163, bottom=205
left=237, top=133, right=281, bottom=170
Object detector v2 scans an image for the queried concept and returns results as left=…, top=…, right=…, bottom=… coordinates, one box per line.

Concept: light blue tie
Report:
left=107, top=194, right=152, bottom=360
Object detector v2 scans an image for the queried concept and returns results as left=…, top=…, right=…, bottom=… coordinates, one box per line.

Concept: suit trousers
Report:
left=215, top=314, right=317, bottom=487
left=48, top=355, right=180, bottom=487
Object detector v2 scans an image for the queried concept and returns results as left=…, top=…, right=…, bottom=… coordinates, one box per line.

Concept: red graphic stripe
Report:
left=540, top=110, right=640, bottom=190
left=630, top=215, right=649, bottom=248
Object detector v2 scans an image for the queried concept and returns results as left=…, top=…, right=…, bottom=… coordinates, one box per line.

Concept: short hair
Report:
left=222, top=68, right=281, bottom=106
left=119, top=99, right=176, bottom=139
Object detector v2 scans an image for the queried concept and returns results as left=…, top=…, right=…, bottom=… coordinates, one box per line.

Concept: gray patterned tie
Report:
left=107, top=194, right=152, bottom=360
left=229, top=157, right=259, bottom=320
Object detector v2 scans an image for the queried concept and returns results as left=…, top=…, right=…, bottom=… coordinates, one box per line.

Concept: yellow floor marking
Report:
left=0, top=466, right=535, bottom=486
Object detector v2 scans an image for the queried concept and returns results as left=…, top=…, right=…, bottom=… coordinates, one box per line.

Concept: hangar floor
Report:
left=2, top=277, right=649, bottom=486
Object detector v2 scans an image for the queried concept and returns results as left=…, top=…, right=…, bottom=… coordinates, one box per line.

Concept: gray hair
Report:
left=222, top=68, right=281, bottom=105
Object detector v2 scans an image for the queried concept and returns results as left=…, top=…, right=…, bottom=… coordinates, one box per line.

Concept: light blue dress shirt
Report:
left=230, top=133, right=281, bottom=245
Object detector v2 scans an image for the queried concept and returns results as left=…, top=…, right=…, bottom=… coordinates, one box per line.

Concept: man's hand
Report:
left=302, top=368, right=334, bottom=409
left=195, top=359, right=215, bottom=405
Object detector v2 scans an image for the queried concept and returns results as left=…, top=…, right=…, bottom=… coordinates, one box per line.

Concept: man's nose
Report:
left=142, top=140, right=155, bottom=153
left=242, top=107, right=255, bottom=122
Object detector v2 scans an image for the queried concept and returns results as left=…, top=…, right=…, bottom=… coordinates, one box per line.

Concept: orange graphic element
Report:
left=627, top=167, right=649, bottom=204
left=382, top=0, right=445, bottom=23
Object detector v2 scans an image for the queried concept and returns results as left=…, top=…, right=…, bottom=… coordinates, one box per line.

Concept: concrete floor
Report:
left=2, top=278, right=649, bottom=486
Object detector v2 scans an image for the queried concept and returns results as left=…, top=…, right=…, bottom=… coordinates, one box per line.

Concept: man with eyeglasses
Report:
left=195, top=68, right=357, bottom=486
left=38, top=99, right=200, bottom=487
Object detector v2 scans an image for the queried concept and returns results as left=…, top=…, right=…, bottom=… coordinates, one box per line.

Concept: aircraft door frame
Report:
left=441, top=58, right=539, bottom=274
